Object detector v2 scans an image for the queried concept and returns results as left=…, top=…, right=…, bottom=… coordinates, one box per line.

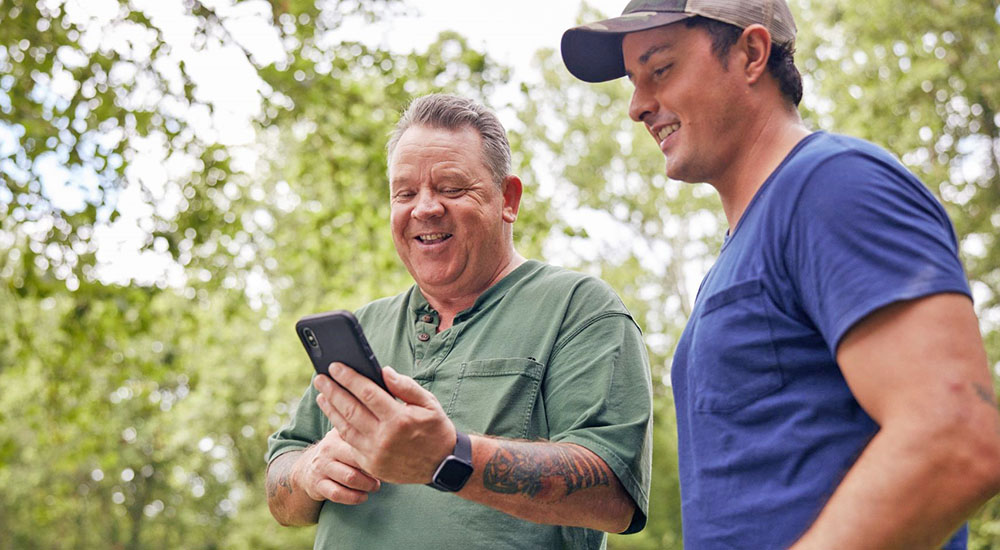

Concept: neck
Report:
left=421, top=251, right=526, bottom=331
left=714, top=104, right=810, bottom=230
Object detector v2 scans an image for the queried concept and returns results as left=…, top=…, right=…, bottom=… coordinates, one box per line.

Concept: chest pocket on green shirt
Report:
left=443, top=358, right=544, bottom=439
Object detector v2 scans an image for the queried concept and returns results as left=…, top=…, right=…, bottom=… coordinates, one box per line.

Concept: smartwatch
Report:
left=428, top=430, right=474, bottom=492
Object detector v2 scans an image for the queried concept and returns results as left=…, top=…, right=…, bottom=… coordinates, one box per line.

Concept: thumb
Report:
left=382, top=366, right=437, bottom=408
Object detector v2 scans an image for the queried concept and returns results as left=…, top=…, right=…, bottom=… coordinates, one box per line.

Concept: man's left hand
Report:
left=314, top=363, right=456, bottom=486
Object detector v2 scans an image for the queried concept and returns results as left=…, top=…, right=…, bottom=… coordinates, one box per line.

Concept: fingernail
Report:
left=382, top=366, right=395, bottom=379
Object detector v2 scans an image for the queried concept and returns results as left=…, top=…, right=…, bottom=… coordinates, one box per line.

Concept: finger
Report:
left=328, top=362, right=399, bottom=420
left=316, top=393, right=363, bottom=448
left=313, top=478, right=370, bottom=506
left=382, top=366, right=438, bottom=408
left=325, top=460, right=381, bottom=493
left=314, top=428, right=380, bottom=480
left=316, top=394, right=371, bottom=458
left=315, top=392, right=337, bottom=424
left=315, top=372, right=380, bottom=434
left=334, top=446, right=371, bottom=472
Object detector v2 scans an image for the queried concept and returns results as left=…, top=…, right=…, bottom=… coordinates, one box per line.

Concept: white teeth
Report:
left=657, top=123, right=680, bottom=142
left=417, top=233, right=451, bottom=242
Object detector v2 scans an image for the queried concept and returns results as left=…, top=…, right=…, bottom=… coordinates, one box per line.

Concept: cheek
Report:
left=389, top=207, right=407, bottom=231
left=389, top=210, right=411, bottom=249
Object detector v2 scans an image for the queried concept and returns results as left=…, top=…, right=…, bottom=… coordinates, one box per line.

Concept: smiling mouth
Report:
left=416, top=233, right=452, bottom=244
left=657, top=123, right=680, bottom=142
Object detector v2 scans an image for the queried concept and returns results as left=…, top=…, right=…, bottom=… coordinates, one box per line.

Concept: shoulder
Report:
left=522, top=262, right=629, bottom=310
left=519, top=263, right=639, bottom=346
left=781, top=132, right=912, bottom=184
left=780, top=132, right=945, bottom=222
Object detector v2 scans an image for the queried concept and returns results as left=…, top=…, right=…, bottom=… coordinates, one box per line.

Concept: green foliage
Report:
left=0, top=0, right=558, bottom=547
left=4, top=0, right=1000, bottom=548
left=0, top=1, right=531, bottom=548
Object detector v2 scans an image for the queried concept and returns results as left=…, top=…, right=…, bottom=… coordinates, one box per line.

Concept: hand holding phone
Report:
left=295, top=310, right=390, bottom=395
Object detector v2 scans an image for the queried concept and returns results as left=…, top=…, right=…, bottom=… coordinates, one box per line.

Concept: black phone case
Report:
left=295, top=310, right=389, bottom=394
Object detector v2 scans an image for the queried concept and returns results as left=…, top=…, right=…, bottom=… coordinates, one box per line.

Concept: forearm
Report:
left=265, top=450, right=323, bottom=526
left=457, top=436, right=635, bottom=533
left=791, top=415, right=1000, bottom=548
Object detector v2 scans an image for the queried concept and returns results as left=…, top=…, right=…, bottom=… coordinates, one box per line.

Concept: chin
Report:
left=413, top=267, right=457, bottom=288
left=665, top=161, right=696, bottom=184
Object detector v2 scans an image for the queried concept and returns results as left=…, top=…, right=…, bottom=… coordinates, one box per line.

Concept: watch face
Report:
left=435, top=458, right=474, bottom=491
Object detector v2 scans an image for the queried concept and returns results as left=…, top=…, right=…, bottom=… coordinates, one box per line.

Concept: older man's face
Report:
left=388, top=125, right=516, bottom=300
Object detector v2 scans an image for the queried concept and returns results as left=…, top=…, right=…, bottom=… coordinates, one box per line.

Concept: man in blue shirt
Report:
left=561, top=1, right=1000, bottom=548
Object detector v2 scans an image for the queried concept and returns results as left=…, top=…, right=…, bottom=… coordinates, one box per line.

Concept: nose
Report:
left=411, top=189, right=444, bottom=220
left=628, top=82, right=655, bottom=123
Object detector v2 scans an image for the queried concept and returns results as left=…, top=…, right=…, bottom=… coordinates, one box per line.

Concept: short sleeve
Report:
left=785, top=151, right=970, bottom=355
left=543, top=282, right=654, bottom=534
left=266, top=380, right=327, bottom=464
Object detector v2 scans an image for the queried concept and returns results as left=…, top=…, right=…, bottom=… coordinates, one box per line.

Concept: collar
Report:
left=406, top=260, right=543, bottom=323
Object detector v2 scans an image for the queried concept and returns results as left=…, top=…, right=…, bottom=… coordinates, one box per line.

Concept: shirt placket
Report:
left=414, top=311, right=436, bottom=361
left=411, top=309, right=459, bottom=389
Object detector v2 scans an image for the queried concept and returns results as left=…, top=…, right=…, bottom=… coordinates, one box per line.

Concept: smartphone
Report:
left=295, top=310, right=390, bottom=394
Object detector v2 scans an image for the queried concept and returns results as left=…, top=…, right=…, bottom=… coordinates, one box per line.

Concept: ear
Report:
left=739, top=24, right=772, bottom=85
left=501, top=175, right=522, bottom=223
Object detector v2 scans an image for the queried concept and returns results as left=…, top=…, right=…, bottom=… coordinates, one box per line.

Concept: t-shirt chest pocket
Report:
left=689, top=279, right=785, bottom=413
left=443, top=358, right=544, bottom=439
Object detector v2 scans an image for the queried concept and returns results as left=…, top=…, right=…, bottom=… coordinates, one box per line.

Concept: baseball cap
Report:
left=561, top=0, right=797, bottom=82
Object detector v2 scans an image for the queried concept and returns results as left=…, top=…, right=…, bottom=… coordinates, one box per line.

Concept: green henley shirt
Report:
left=267, top=260, right=653, bottom=549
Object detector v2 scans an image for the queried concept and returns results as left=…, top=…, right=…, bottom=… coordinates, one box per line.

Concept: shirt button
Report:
left=417, top=333, right=430, bottom=342
left=421, top=315, right=433, bottom=323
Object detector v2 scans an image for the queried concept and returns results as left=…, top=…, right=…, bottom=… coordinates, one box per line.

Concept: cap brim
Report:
left=561, top=12, right=693, bottom=83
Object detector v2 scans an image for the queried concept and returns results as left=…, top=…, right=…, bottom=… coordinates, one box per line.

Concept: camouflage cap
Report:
left=561, top=0, right=797, bottom=82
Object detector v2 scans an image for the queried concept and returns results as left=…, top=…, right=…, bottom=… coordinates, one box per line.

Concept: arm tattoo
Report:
left=973, top=382, right=997, bottom=407
left=482, top=442, right=610, bottom=499
left=266, top=461, right=294, bottom=499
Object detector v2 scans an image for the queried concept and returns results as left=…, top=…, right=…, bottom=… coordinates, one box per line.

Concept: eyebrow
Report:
left=638, top=43, right=673, bottom=65
left=625, top=42, right=675, bottom=80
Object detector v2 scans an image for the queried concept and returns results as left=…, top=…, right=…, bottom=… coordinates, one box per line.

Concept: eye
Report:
left=441, top=187, right=465, bottom=197
left=392, top=190, right=416, bottom=201
left=652, top=64, right=672, bottom=78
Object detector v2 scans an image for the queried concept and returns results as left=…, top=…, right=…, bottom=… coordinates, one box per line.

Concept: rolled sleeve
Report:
left=266, top=381, right=327, bottom=465
left=545, top=312, right=653, bottom=534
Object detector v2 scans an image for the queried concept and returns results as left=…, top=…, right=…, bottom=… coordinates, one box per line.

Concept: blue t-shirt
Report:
left=671, top=132, right=971, bottom=549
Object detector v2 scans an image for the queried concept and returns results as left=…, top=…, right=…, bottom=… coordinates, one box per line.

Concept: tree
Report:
left=0, top=1, right=526, bottom=548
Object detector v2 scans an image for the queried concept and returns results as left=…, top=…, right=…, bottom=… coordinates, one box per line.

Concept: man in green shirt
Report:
left=265, top=93, right=653, bottom=549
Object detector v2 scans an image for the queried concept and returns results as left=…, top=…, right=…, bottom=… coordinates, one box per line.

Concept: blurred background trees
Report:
left=1, top=0, right=998, bottom=548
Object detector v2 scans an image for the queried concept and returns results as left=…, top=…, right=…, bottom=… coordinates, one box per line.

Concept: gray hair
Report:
left=387, top=94, right=511, bottom=186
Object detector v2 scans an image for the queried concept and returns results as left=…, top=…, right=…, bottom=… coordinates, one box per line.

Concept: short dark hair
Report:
left=387, top=94, right=511, bottom=187
left=683, top=16, right=803, bottom=107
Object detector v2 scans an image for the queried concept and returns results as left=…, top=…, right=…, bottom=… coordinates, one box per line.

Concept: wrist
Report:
left=290, top=446, right=316, bottom=496
left=427, top=430, right=474, bottom=492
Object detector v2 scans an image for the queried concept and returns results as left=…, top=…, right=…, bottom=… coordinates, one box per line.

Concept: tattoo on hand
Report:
left=482, top=442, right=610, bottom=498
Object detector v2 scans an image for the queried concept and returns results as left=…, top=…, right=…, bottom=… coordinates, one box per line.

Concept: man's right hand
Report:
left=294, top=427, right=382, bottom=505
